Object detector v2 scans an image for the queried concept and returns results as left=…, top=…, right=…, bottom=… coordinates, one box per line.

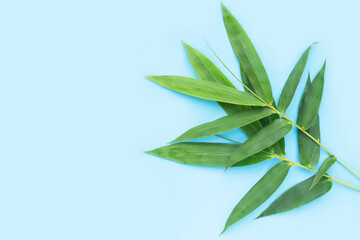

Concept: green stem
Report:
left=209, top=46, right=360, bottom=179
left=215, top=135, right=360, bottom=191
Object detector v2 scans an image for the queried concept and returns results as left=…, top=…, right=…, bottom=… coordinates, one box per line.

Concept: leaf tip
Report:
left=219, top=227, right=227, bottom=236
left=145, top=75, right=154, bottom=80
left=322, top=60, right=327, bottom=69
left=221, top=2, right=229, bottom=14
left=169, top=139, right=179, bottom=144
left=311, top=41, right=319, bottom=46
left=144, top=149, right=153, bottom=155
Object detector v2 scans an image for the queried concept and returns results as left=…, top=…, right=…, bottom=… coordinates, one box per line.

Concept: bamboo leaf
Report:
left=278, top=44, right=314, bottom=113
left=146, top=76, right=265, bottom=106
left=227, top=119, right=292, bottom=168
left=241, top=62, right=286, bottom=156
left=240, top=68, right=255, bottom=93
left=310, top=157, right=336, bottom=189
left=146, top=143, right=273, bottom=167
left=298, top=116, right=320, bottom=167
left=259, top=106, right=286, bottom=156
left=171, top=108, right=274, bottom=143
left=222, top=4, right=274, bottom=104
left=257, top=175, right=332, bottom=218
left=297, top=62, right=326, bottom=130
left=183, top=42, right=235, bottom=87
left=298, top=75, right=321, bottom=167
left=222, top=161, right=291, bottom=234
left=239, top=55, right=285, bottom=156
left=184, top=43, right=263, bottom=137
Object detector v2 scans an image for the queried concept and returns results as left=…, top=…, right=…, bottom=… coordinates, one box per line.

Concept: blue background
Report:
left=0, top=0, right=359, bottom=239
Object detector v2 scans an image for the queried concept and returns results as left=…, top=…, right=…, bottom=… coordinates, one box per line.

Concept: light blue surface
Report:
left=0, top=0, right=360, bottom=239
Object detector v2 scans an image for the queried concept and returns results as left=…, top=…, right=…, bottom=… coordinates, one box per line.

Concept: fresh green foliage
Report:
left=171, top=108, right=274, bottom=143
left=146, top=76, right=265, bottom=106
left=147, top=143, right=273, bottom=167
left=298, top=116, right=321, bottom=167
left=297, top=62, right=326, bottom=130
left=221, top=3, right=273, bottom=104
left=184, top=43, right=264, bottom=136
left=278, top=44, right=314, bottom=113
left=259, top=106, right=286, bottom=156
left=228, top=119, right=292, bottom=169
left=258, top=176, right=332, bottom=218
left=222, top=3, right=285, bottom=156
left=311, top=156, right=336, bottom=189
left=298, top=76, right=321, bottom=167
left=146, top=3, right=358, bottom=235
left=222, top=161, right=291, bottom=233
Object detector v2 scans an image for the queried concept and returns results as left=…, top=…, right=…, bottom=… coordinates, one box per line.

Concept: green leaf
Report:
left=257, top=175, right=332, bottom=218
left=236, top=44, right=285, bottom=156
left=171, top=108, right=274, bottom=143
left=298, top=116, right=320, bottom=167
left=240, top=61, right=286, bottom=156
left=297, top=62, right=326, bottom=130
left=241, top=66, right=286, bottom=157
left=227, top=119, right=292, bottom=168
left=222, top=161, right=291, bottom=234
left=146, top=143, right=273, bottom=167
left=240, top=68, right=255, bottom=93
left=259, top=106, right=286, bottom=156
left=146, top=76, right=265, bottom=106
left=184, top=43, right=263, bottom=137
left=298, top=75, right=321, bottom=167
left=310, top=157, right=336, bottom=189
left=222, top=4, right=274, bottom=104
left=183, top=43, right=235, bottom=87
left=278, top=44, right=314, bottom=113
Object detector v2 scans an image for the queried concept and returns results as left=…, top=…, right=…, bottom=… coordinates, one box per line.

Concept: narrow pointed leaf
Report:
left=257, top=175, right=332, bottom=218
left=298, top=116, right=320, bottom=167
left=310, top=157, right=336, bottom=189
left=217, top=103, right=263, bottom=137
left=146, top=143, right=273, bottom=167
left=183, top=43, right=235, bottom=87
left=278, top=44, right=314, bottom=113
left=222, top=161, right=291, bottom=233
left=259, top=105, right=286, bottom=156
left=240, top=62, right=285, bottom=156
left=298, top=75, right=321, bottom=167
left=240, top=64, right=286, bottom=156
left=184, top=43, right=263, bottom=137
left=146, top=76, right=265, bottom=106
left=228, top=119, right=292, bottom=168
left=297, top=62, right=326, bottom=130
left=171, top=108, right=274, bottom=143
left=222, top=4, right=274, bottom=104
